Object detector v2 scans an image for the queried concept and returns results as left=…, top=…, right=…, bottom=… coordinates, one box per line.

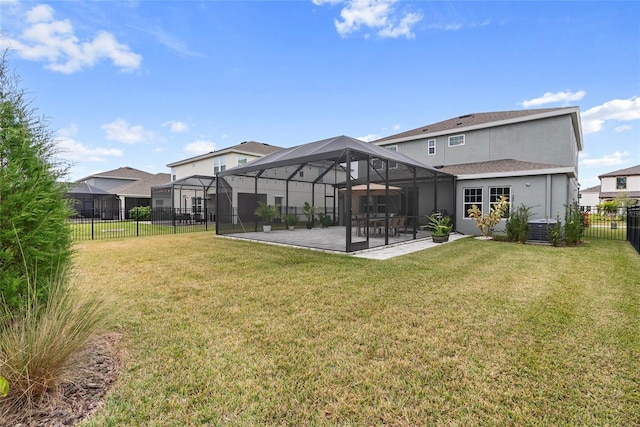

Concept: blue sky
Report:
left=1, top=0, right=638, bottom=188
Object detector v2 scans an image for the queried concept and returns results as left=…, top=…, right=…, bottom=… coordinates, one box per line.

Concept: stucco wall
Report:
left=455, top=174, right=572, bottom=236
left=391, top=115, right=577, bottom=168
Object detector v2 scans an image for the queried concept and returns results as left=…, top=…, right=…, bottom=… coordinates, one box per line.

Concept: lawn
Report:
left=73, top=235, right=640, bottom=426
left=69, top=220, right=213, bottom=241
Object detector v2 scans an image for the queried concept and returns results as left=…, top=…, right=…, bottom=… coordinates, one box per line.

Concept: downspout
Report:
left=546, top=174, right=552, bottom=218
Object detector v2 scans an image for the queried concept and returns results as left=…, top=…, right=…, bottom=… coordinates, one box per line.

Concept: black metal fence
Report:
left=627, top=205, right=640, bottom=255
left=69, top=208, right=214, bottom=241
left=580, top=206, right=628, bottom=241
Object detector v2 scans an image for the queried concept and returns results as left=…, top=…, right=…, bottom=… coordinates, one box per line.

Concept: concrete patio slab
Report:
left=219, top=226, right=468, bottom=259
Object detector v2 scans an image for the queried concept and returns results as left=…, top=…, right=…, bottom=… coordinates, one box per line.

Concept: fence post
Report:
left=91, top=208, right=95, bottom=240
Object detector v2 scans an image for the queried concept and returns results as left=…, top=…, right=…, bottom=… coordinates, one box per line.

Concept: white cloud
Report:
left=2, top=4, right=141, bottom=73
left=614, top=125, right=632, bottom=133
left=163, top=120, right=189, bottom=133
left=579, top=151, right=630, bottom=167
left=185, top=140, right=216, bottom=155
left=324, top=0, right=422, bottom=39
left=520, top=90, right=586, bottom=108
left=56, top=137, right=123, bottom=162
left=127, top=24, right=203, bottom=58
left=358, top=134, right=381, bottom=142
left=102, top=119, right=153, bottom=143
left=581, top=96, right=640, bottom=134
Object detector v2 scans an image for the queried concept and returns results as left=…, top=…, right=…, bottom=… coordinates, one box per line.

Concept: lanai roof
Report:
left=217, top=135, right=451, bottom=181
left=68, top=182, right=114, bottom=195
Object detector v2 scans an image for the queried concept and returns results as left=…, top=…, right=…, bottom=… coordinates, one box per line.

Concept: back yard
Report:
left=73, top=234, right=639, bottom=426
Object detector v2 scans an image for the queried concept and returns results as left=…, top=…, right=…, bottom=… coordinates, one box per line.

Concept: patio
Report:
left=222, top=226, right=468, bottom=259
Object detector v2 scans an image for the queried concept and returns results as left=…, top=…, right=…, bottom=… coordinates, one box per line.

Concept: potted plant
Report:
left=302, top=202, right=316, bottom=229
left=282, top=214, right=299, bottom=230
left=318, top=212, right=332, bottom=228
left=254, top=201, right=280, bottom=232
left=426, top=212, right=453, bottom=243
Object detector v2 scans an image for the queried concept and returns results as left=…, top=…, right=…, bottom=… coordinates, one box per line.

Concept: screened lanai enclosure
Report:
left=151, top=175, right=216, bottom=225
left=216, top=135, right=455, bottom=253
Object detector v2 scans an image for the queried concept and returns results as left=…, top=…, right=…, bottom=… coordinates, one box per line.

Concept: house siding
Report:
left=389, top=115, right=577, bottom=169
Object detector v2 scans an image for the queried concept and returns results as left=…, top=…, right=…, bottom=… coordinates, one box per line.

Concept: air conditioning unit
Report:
left=528, top=219, right=560, bottom=242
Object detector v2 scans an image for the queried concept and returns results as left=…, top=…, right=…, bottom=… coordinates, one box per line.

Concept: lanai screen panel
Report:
left=215, top=135, right=455, bottom=251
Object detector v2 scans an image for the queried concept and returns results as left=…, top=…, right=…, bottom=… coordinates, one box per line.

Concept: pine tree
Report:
left=0, top=51, right=73, bottom=309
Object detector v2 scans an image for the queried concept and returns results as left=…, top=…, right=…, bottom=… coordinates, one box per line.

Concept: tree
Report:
left=0, top=50, right=73, bottom=309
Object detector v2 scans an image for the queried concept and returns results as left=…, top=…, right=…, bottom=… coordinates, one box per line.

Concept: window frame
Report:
left=616, top=177, right=627, bottom=190
left=213, top=156, right=227, bottom=175
left=464, top=187, right=483, bottom=218
left=427, top=139, right=436, bottom=155
left=448, top=134, right=465, bottom=147
left=374, top=145, right=399, bottom=170
left=489, top=186, right=511, bottom=218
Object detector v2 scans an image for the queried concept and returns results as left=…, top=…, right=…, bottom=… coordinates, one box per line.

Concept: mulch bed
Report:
left=0, top=332, right=123, bottom=427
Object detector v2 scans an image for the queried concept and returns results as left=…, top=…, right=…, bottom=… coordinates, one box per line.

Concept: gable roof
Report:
left=438, top=159, right=577, bottom=179
left=374, top=107, right=583, bottom=150
left=167, top=141, right=283, bottom=167
left=109, top=173, right=171, bottom=196
left=598, top=164, right=640, bottom=178
left=581, top=185, right=601, bottom=193
left=77, top=166, right=153, bottom=182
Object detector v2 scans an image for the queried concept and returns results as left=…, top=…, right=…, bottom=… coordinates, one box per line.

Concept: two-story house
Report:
left=154, top=141, right=284, bottom=219
left=598, top=165, right=640, bottom=204
left=372, top=107, right=583, bottom=235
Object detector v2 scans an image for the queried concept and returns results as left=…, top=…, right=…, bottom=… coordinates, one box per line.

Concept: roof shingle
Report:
left=374, top=108, right=576, bottom=143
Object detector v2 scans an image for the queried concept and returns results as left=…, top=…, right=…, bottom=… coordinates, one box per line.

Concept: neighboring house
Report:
left=598, top=164, right=640, bottom=204
left=167, top=141, right=282, bottom=180
left=110, top=173, right=171, bottom=217
left=73, top=166, right=170, bottom=218
left=579, top=185, right=601, bottom=209
left=159, top=141, right=284, bottom=216
left=372, top=107, right=583, bottom=235
left=77, top=166, right=153, bottom=191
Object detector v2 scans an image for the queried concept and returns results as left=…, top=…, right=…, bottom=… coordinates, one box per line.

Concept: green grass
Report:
left=70, top=221, right=213, bottom=241
left=72, top=235, right=640, bottom=426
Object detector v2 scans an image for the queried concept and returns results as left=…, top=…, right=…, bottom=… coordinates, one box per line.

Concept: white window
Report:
left=192, top=197, right=202, bottom=213
left=374, top=145, right=398, bottom=170
left=616, top=177, right=627, bottom=189
left=238, top=157, right=247, bottom=165
left=489, top=187, right=510, bottom=217
left=428, top=139, right=436, bottom=155
left=448, top=135, right=465, bottom=147
left=213, top=156, right=227, bottom=174
left=464, top=188, right=482, bottom=218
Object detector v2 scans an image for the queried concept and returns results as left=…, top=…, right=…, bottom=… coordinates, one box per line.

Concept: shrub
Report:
left=564, top=204, right=584, bottom=246
left=548, top=213, right=563, bottom=247
left=129, top=206, right=151, bottom=221
left=1, top=51, right=73, bottom=310
left=505, top=203, right=532, bottom=243
left=467, top=196, right=509, bottom=237
left=0, top=266, right=113, bottom=409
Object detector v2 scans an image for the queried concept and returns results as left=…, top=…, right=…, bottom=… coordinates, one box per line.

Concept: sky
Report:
left=1, top=0, right=639, bottom=188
